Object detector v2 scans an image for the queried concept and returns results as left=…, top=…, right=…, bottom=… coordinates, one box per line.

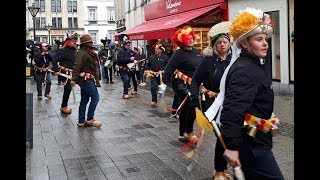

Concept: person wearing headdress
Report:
left=189, top=22, right=233, bottom=180
left=51, top=33, right=78, bottom=114
left=159, top=26, right=202, bottom=143
left=99, top=38, right=113, bottom=83
left=33, top=43, right=53, bottom=100
left=205, top=8, right=284, bottom=179
left=116, top=34, right=139, bottom=99
left=71, top=34, right=102, bottom=127
left=145, top=43, right=169, bottom=107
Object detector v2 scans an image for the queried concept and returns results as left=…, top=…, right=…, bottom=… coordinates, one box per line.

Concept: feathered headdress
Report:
left=118, top=34, right=131, bottom=45
left=171, top=26, right=195, bottom=48
left=155, top=44, right=165, bottom=52
left=229, top=7, right=274, bottom=48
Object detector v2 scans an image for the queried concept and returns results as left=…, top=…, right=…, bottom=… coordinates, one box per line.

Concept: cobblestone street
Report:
left=26, top=75, right=294, bottom=180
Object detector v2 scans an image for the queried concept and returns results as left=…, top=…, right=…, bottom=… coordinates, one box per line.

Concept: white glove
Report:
left=158, top=83, right=167, bottom=94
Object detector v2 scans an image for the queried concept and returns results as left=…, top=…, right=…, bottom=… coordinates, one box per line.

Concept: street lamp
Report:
left=46, top=24, right=52, bottom=46
left=27, top=3, right=40, bottom=42
left=27, top=3, right=40, bottom=77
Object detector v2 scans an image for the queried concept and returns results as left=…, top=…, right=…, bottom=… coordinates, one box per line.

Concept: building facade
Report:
left=83, top=0, right=117, bottom=46
left=26, top=0, right=85, bottom=45
left=26, top=0, right=117, bottom=48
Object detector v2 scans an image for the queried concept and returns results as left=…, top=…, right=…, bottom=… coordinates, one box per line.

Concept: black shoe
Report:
left=110, top=81, right=114, bottom=84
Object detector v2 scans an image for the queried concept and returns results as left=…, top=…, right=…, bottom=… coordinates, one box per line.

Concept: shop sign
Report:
left=51, top=30, right=68, bottom=35
left=145, top=0, right=225, bottom=20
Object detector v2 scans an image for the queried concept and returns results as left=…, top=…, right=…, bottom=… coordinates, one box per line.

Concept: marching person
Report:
left=52, top=34, right=78, bottom=114
left=145, top=44, right=169, bottom=107
left=189, top=25, right=232, bottom=180
left=33, top=43, right=53, bottom=100
left=206, top=8, right=284, bottom=179
left=158, top=26, right=202, bottom=143
left=137, top=46, right=147, bottom=86
left=71, top=34, right=102, bottom=127
left=116, top=34, right=139, bottom=99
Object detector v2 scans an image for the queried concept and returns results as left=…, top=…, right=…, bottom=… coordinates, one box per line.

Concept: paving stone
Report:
left=27, top=77, right=293, bottom=180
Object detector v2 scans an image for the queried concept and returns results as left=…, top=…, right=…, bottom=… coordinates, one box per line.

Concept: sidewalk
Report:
left=26, top=75, right=294, bottom=180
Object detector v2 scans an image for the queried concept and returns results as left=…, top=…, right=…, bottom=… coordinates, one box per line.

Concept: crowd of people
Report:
left=26, top=7, right=284, bottom=180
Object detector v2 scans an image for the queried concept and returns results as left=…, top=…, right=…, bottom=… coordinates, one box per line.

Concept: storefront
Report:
left=115, top=0, right=229, bottom=53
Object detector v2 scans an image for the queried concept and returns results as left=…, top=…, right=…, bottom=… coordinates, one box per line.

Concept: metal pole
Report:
left=48, top=30, right=51, bottom=46
left=33, top=17, right=36, bottom=42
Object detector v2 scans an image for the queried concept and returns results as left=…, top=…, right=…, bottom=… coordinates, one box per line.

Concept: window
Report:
left=68, top=17, right=78, bottom=28
left=51, top=0, right=61, bottom=12
left=108, top=31, right=116, bottom=42
left=35, top=17, right=46, bottom=29
left=88, top=8, right=97, bottom=21
left=107, top=7, right=115, bottom=21
left=35, top=0, right=45, bottom=12
left=88, top=31, right=98, bottom=45
left=52, top=17, right=62, bottom=29
left=68, top=1, right=77, bottom=12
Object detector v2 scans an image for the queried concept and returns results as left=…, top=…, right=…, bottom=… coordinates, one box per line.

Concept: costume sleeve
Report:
left=72, top=52, right=84, bottom=84
left=52, top=50, right=62, bottom=72
left=220, top=68, right=258, bottom=150
left=162, top=51, right=179, bottom=85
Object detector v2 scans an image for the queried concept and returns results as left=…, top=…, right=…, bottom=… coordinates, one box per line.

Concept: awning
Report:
left=115, top=4, right=220, bottom=41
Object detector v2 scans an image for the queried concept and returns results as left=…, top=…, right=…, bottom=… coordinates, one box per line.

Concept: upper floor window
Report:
left=68, top=17, right=78, bottom=28
left=68, top=1, right=77, bottom=13
left=35, top=0, right=45, bottom=12
left=107, top=7, right=115, bottom=21
left=88, top=31, right=98, bottom=45
left=51, top=0, right=61, bottom=12
left=35, top=17, right=46, bottom=29
left=52, top=17, right=62, bottom=29
left=88, top=7, right=97, bottom=21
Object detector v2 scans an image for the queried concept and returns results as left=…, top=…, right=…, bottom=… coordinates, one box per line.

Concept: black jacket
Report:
left=190, top=52, right=231, bottom=105
left=146, top=53, right=169, bottom=72
left=220, top=50, right=274, bottom=151
left=34, top=51, right=52, bottom=69
left=52, top=46, right=76, bottom=72
left=162, top=47, right=202, bottom=85
left=116, top=46, right=138, bottom=67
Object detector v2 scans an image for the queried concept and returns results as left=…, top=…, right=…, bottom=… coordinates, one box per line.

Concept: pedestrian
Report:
left=158, top=26, right=202, bottom=144
left=98, top=43, right=107, bottom=80
left=189, top=23, right=232, bottom=180
left=51, top=33, right=78, bottom=114
left=33, top=43, right=53, bottom=100
left=137, top=46, right=147, bottom=86
left=145, top=43, right=169, bottom=107
left=133, top=47, right=142, bottom=85
left=206, top=7, right=284, bottom=180
left=116, top=34, right=139, bottom=99
left=113, top=43, right=120, bottom=76
left=71, top=34, right=102, bottom=127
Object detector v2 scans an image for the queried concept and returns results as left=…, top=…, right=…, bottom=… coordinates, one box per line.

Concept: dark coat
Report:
left=51, top=46, right=77, bottom=72
left=220, top=50, right=274, bottom=151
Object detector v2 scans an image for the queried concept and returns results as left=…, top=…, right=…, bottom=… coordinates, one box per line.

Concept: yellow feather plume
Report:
left=229, top=11, right=262, bottom=41
left=195, top=107, right=213, bottom=131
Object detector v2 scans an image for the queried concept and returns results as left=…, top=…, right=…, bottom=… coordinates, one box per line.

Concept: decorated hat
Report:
left=171, top=26, right=195, bottom=48
left=155, top=44, right=165, bottom=52
left=118, top=34, right=131, bottom=45
left=207, top=21, right=232, bottom=46
left=229, top=7, right=274, bottom=48
left=80, top=34, right=93, bottom=45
